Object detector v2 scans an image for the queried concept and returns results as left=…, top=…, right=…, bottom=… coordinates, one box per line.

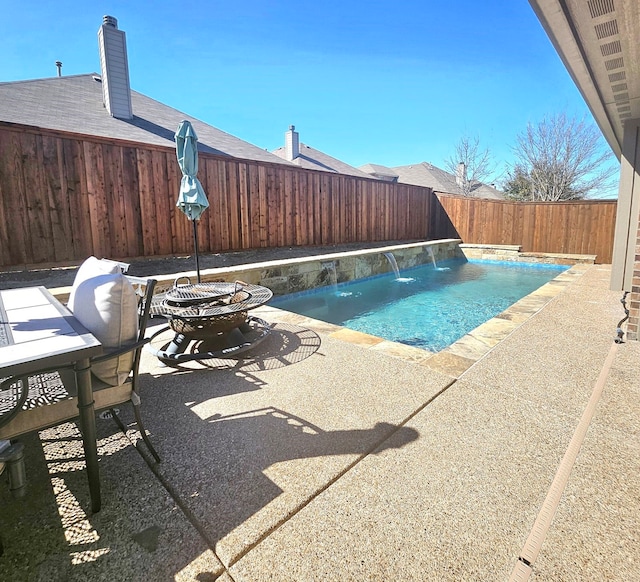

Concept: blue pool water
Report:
left=271, top=258, right=568, bottom=352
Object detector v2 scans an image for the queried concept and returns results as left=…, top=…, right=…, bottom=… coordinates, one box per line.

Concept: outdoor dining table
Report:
left=0, top=286, right=103, bottom=513
left=147, top=281, right=273, bottom=364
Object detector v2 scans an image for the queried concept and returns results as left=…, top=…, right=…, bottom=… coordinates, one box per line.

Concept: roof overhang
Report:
left=528, top=0, right=640, bottom=159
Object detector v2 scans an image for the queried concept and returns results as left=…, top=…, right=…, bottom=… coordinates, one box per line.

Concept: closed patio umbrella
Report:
left=175, top=120, right=209, bottom=282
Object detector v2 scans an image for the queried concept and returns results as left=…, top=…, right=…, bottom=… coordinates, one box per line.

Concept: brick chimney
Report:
left=285, top=125, right=300, bottom=161
left=98, top=15, right=133, bottom=119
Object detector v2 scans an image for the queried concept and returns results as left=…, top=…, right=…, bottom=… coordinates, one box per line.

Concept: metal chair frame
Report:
left=0, top=277, right=161, bottom=496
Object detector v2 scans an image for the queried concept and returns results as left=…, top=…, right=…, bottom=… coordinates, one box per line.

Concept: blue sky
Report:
left=2, top=0, right=619, bottom=196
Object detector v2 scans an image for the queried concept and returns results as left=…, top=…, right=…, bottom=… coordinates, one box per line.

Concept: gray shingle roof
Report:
left=358, top=164, right=399, bottom=179
left=272, top=143, right=375, bottom=179
left=393, top=162, right=461, bottom=192
left=0, top=74, right=292, bottom=165
left=468, top=183, right=505, bottom=200
left=391, top=162, right=504, bottom=200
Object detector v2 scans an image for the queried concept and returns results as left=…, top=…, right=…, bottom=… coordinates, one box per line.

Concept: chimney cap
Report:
left=103, top=15, right=118, bottom=28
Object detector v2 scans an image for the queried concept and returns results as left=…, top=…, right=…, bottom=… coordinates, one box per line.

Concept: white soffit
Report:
left=529, top=0, right=640, bottom=159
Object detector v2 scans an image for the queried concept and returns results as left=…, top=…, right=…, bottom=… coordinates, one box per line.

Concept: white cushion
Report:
left=71, top=273, right=138, bottom=386
left=68, top=256, right=121, bottom=313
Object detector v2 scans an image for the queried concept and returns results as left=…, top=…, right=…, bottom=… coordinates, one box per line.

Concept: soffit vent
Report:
left=608, top=71, right=625, bottom=82
left=600, top=40, right=622, bottom=56
left=588, top=0, right=615, bottom=19
left=604, top=57, right=624, bottom=70
left=594, top=19, right=618, bottom=39
left=583, top=0, right=633, bottom=139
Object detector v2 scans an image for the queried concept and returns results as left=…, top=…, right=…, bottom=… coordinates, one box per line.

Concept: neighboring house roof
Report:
left=358, top=164, right=399, bottom=181
left=0, top=74, right=291, bottom=165
left=392, top=162, right=460, bottom=192
left=272, top=143, right=374, bottom=179
left=467, top=183, right=505, bottom=200
left=389, top=162, right=504, bottom=200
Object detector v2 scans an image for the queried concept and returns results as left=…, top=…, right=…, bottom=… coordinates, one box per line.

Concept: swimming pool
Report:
left=271, top=258, right=569, bottom=352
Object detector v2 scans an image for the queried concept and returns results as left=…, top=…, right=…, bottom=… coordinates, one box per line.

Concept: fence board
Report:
left=23, top=134, right=54, bottom=263
left=83, top=141, right=113, bottom=258
left=101, top=144, right=125, bottom=258
left=502, top=202, right=515, bottom=244
left=310, top=172, right=320, bottom=244
left=207, top=158, right=225, bottom=251
left=319, top=173, right=329, bottom=244
left=355, top=179, right=365, bottom=241
left=258, top=165, right=269, bottom=248
left=163, top=147, right=183, bottom=255
left=227, top=160, right=241, bottom=251
left=368, top=182, right=377, bottom=241
left=277, top=166, right=285, bottom=246
left=573, top=201, right=589, bottom=256
left=297, top=171, right=310, bottom=246
left=237, top=161, right=250, bottom=249
left=150, top=150, right=173, bottom=256
left=0, top=131, right=28, bottom=265
left=62, top=138, right=93, bottom=259
left=40, top=135, right=71, bottom=261
left=266, top=165, right=279, bottom=247
left=250, top=163, right=262, bottom=247
left=135, top=147, right=158, bottom=257
left=224, top=160, right=237, bottom=251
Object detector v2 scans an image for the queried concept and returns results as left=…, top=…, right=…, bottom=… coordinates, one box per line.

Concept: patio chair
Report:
left=0, top=275, right=161, bottom=464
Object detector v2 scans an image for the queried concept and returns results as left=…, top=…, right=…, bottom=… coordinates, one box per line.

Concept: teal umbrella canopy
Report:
left=175, top=120, right=209, bottom=221
left=175, top=120, right=209, bottom=281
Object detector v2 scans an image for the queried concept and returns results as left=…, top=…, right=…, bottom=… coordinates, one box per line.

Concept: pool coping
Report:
left=255, top=262, right=591, bottom=379
left=45, top=242, right=594, bottom=379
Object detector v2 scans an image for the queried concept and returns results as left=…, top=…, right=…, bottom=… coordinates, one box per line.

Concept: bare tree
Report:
left=445, top=135, right=496, bottom=196
left=503, top=112, right=617, bottom=201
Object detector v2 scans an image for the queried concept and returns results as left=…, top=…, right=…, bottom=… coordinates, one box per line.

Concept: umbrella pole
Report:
left=192, top=220, right=201, bottom=283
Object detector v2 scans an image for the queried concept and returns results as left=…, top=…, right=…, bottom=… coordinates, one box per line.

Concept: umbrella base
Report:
left=147, top=316, right=272, bottom=364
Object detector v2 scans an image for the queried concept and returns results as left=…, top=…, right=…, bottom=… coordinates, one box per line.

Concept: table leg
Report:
left=75, top=357, right=101, bottom=513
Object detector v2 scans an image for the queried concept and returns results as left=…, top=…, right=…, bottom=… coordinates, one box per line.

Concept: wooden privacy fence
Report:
left=0, top=122, right=618, bottom=269
left=431, top=193, right=617, bottom=264
left=0, top=123, right=432, bottom=269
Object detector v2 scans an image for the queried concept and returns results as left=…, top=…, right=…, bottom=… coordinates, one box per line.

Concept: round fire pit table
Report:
left=147, top=281, right=273, bottom=364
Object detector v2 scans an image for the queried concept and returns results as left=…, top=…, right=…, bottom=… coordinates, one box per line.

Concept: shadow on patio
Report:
left=1, top=265, right=638, bottom=581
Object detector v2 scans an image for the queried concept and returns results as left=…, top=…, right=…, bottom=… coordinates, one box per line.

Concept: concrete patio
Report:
left=1, top=263, right=638, bottom=581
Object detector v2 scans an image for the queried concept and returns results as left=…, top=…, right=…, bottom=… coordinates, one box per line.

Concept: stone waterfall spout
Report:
left=427, top=247, right=450, bottom=271
left=383, top=252, right=415, bottom=282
